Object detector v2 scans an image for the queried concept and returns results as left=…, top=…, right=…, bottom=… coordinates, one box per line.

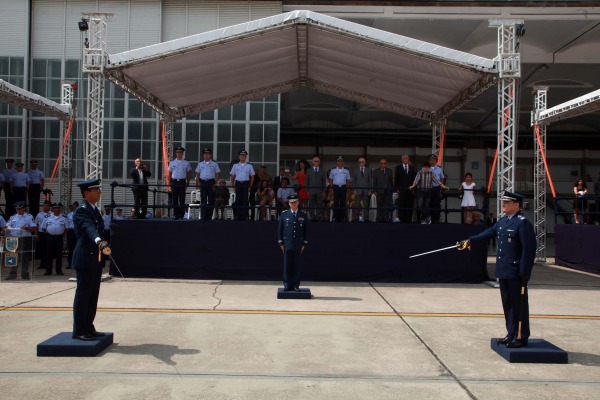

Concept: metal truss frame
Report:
left=491, top=20, right=522, bottom=218
left=537, top=89, right=600, bottom=125
left=0, top=79, right=70, bottom=120
left=162, top=117, right=174, bottom=188
left=83, top=15, right=110, bottom=181
left=531, top=87, right=548, bottom=262
left=431, top=119, right=446, bottom=157
left=59, top=83, right=76, bottom=209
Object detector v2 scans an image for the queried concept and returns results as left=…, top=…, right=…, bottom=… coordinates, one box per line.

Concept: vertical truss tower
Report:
left=82, top=14, right=110, bottom=181
left=431, top=119, right=446, bottom=158
left=59, top=82, right=75, bottom=208
left=490, top=20, right=523, bottom=217
left=532, top=87, right=548, bottom=262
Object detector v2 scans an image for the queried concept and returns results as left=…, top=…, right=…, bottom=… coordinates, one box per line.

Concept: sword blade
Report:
left=409, top=245, right=457, bottom=259
left=108, top=253, right=128, bottom=285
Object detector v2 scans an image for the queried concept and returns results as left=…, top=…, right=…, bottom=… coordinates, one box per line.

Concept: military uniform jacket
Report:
left=469, top=212, right=536, bottom=279
left=72, top=200, right=104, bottom=271
left=278, top=209, right=308, bottom=251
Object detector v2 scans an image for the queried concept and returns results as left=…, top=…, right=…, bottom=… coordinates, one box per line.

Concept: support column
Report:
left=431, top=118, right=446, bottom=159
left=532, top=86, right=548, bottom=262
left=82, top=14, right=110, bottom=181
left=490, top=20, right=523, bottom=217
left=59, top=82, right=75, bottom=208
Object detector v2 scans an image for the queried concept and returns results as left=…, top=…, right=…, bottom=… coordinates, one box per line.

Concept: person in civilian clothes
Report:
left=394, top=154, right=416, bottom=223
left=168, top=147, right=192, bottom=220
left=409, top=162, right=449, bottom=224
left=305, top=157, right=327, bottom=222
left=27, top=160, right=45, bottom=217
left=41, top=203, right=68, bottom=276
left=195, top=148, right=220, bottom=221
left=372, top=159, right=394, bottom=223
left=229, top=150, right=255, bottom=221
left=34, top=200, right=51, bottom=270
left=459, top=191, right=536, bottom=348
left=71, top=179, right=111, bottom=341
left=328, top=156, right=352, bottom=222
left=214, top=179, right=230, bottom=220
left=10, top=162, right=30, bottom=205
left=352, top=157, right=372, bottom=222
left=130, top=157, right=151, bottom=219
left=2, top=159, right=16, bottom=217
left=3, top=201, right=37, bottom=280
left=427, top=154, right=446, bottom=223
left=66, top=201, right=78, bottom=269
left=278, top=193, right=308, bottom=291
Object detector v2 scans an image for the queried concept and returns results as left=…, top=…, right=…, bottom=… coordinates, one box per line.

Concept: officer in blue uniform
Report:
left=230, top=150, right=255, bottom=221
left=3, top=201, right=36, bottom=280
left=278, top=193, right=308, bottom=291
left=195, top=148, right=220, bottom=221
left=460, top=191, right=536, bottom=348
left=10, top=162, right=30, bottom=205
left=41, top=203, right=68, bottom=276
left=72, top=179, right=111, bottom=340
left=168, top=146, right=192, bottom=220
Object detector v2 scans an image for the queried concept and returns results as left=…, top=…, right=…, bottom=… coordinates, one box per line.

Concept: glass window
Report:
left=264, top=124, right=278, bottom=142
left=265, top=103, right=278, bottom=121
left=48, top=60, right=61, bottom=78
left=0, top=102, right=7, bottom=115
left=65, top=60, right=79, bottom=78
left=47, top=121, right=59, bottom=139
left=143, top=121, right=156, bottom=140
left=186, top=124, right=199, bottom=142
left=232, top=103, right=246, bottom=120
left=187, top=113, right=199, bottom=121
left=46, top=140, right=59, bottom=158
left=111, top=121, right=124, bottom=140
left=186, top=143, right=199, bottom=162
left=31, top=120, right=45, bottom=139
left=264, top=144, right=278, bottom=162
left=174, top=123, right=182, bottom=142
left=266, top=94, right=278, bottom=102
left=201, top=111, right=215, bottom=120
left=0, top=57, right=8, bottom=75
left=128, top=122, right=142, bottom=140
left=249, top=125, right=262, bottom=142
left=110, top=140, right=124, bottom=159
left=217, top=124, right=231, bottom=142
left=142, top=104, right=154, bottom=119
left=30, top=140, right=44, bottom=159
left=249, top=144, right=262, bottom=161
left=200, top=124, right=214, bottom=142
left=111, top=100, right=125, bottom=118
left=142, top=141, right=156, bottom=160
left=217, top=143, right=230, bottom=162
left=128, top=141, right=141, bottom=160
left=8, top=120, right=21, bottom=137
left=218, top=106, right=231, bottom=120
left=111, top=161, right=124, bottom=179
left=250, top=103, right=263, bottom=121
left=129, top=99, right=142, bottom=118
left=10, top=58, right=24, bottom=75
left=48, top=80, right=61, bottom=99
left=232, top=124, right=245, bottom=142
left=113, top=85, right=125, bottom=99
left=32, top=78, right=46, bottom=97
left=32, top=59, right=46, bottom=77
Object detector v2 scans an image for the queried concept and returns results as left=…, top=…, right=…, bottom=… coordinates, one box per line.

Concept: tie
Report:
left=293, top=212, right=296, bottom=219
left=382, top=169, right=385, bottom=174
left=361, top=168, right=364, bottom=176
left=314, top=168, right=317, bottom=173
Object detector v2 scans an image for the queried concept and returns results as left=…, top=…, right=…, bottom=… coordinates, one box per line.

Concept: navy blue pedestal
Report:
left=37, top=332, right=114, bottom=357
left=491, top=338, right=568, bottom=364
left=277, top=288, right=312, bottom=299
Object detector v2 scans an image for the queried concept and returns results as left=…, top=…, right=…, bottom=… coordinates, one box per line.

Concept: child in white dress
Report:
left=459, top=173, right=476, bottom=224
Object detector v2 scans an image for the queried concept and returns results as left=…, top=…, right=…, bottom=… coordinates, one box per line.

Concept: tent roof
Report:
left=537, top=89, right=600, bottom=125
left=104, top=10, right=497, bottom=121
left=0, top=79, right=71, bottom=120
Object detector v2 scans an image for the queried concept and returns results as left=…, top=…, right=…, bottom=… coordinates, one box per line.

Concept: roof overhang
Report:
left=536, top=89, right=600, bottom=125
left=104, top=10, right=497, bottom=121
left=0, top=79, right=71, bottom=120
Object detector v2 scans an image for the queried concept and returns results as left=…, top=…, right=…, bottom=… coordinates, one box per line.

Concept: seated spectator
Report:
left=322, top=187, right=334, bottom=221
left=471, top=212, right=484, bottom=226
left=214, top=179, right=230, bottom=220
left=346, top=190, right=356, bottom=222
left=277, top=177, right=293, bottom=211
left=573, top=178, right=588, bottom=224
left=257, top=180, right=275, bottom=221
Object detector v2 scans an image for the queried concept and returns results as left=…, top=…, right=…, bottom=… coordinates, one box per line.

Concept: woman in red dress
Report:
left=289, top=160, right=309, bottom=209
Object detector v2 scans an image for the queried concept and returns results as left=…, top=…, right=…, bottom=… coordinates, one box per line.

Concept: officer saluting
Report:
left=277, top=193, right=308, bottom=292
left=71, top=179, right=110, bottom=341
left=459, top=191, right=536, bottom=348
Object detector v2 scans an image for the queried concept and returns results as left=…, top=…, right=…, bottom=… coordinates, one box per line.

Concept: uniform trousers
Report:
left=45, top=234, right=64, bottom=274
left=429, top=187, right=442, bottom=223
left=132, top=187, right=148, bottom=219
left=499, top=278, right=530, bottom=341
left=73, top=267, right=103, bottom=336
left=234, top=181, right=250, bottom=221
left=283, top=250, right=302, bottom=290
left=332, top=185, right=347, bottom=222
left=3, top=183, right=14, bottom=217
left=171, top=179, right=187, bottom=219
left=28, top=183, right=41, bottom=216
left=12, top=186, right=27, bottom=204
left=67, top=230, right=76, bottom=268
left=199, top=179, right=216, bottom=220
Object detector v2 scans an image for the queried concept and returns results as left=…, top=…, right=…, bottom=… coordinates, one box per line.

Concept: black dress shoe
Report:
left=496, top=335, right=512, bottom=345
left=73, top=334, right=96, bottom=341
left=57, top=272, right=64, bottom=276
left=44, top=272, right=52, bottom=276
left=294, top=287, right=300, bottom=292
left=91, top=331, right=105, bottom=337
left=506, top=339, right=528, bottom=348
left=283, top=287, right=292, bottom=291
left=22, top=274, right=30, bottom=280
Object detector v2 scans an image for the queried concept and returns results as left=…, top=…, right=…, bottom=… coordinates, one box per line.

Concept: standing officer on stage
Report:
left=130, top=157, right=151, bottom=219
left=10, top=162, right=30, bottom=206
left=278, top=193, right=308, bottom=291
left=195, top=148, right=220, bottom=221
left=168, top=147, right=192, bottom=220
left=328, top=156, right=352, bottom=222
left=71, top=179, right=111, bottom=341
left=41, top=203, right=68, bottom=276
left=230, top=150, right=255, bottom=221
left=27, top=160, right=45, bottom=216
left=3, top=159, right=15, bottom=217
left=459, top=191, right=536, bottom=348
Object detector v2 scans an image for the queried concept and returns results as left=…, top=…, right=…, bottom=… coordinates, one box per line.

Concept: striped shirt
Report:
left=413, top=170, right=441, bottom=189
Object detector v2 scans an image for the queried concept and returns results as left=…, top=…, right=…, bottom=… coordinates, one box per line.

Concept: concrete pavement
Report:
left=0, top=260, right=598, bottom=400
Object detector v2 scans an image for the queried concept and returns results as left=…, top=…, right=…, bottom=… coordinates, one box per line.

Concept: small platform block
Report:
left=491, top=338, right=568, bottom=364
left=37, top=332, right=114, bottom=357
left=277, top=288, right=312, bottom=299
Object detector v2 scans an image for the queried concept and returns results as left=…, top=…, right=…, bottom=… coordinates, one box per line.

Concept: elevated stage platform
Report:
left=110, top=221, right=488, bottom=283
left=555, top=224, right=600, bottom=275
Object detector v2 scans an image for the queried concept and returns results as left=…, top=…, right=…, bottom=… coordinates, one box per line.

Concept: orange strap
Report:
left=534, top=124, right=557, bottom=198
left=437, top=124, right=446, bottom=167
left=161, top=120, right=170, bottom=186
left=49, top=117, right=75, bottom=185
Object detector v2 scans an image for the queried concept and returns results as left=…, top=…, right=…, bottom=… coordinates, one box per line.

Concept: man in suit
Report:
left=372, top=159, right=394, bottom=222
left=305, top=157, right=327, bottom=221
left=71, top=179, right=111, bottom=341
left=277, top=193, right=308, bottom=291
left=352, top=157, right=372, bottom=222
left=460, top=191, right=536, bottom=348
left=394, top=154, right=416, bottom=223
left=130, top=157, right=151, bottom=219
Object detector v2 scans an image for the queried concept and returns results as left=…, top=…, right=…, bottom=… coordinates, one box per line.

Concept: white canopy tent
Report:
left=537, top=89, right=600, bottom=125
left=0, top=79, right=71, bottom=120
left=103, top=10, right=497, bottom=121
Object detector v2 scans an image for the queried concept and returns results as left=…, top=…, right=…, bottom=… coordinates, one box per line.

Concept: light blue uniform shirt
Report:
left=0, top=216, right=6, bottom=229
left=11, top=171, right=30, bottom=187
left=27, top=169, right=45, bottom=184
left=195, top=160, right=220, bottom=180
left=6, top=213, right=36, bottom=236
left=329, top=167, right=352, bottom=186
left=168, top=159, right=192, bottom=179
left=2, top=168, right=15, bottom=183
left=67, top=212, right=75, bottom=229
left=102, top=214, right=111, bottom=230
left=35, top=211, right=50, bottom=229
left=0, top=173, right=4, bottom=185
left=277, top=187, right=294, bottom=200
left=430, top=165, right=445, bottom=188
left=42, top=214, right=68, bottom=235
left=230, top=162, right=255, bottom=182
